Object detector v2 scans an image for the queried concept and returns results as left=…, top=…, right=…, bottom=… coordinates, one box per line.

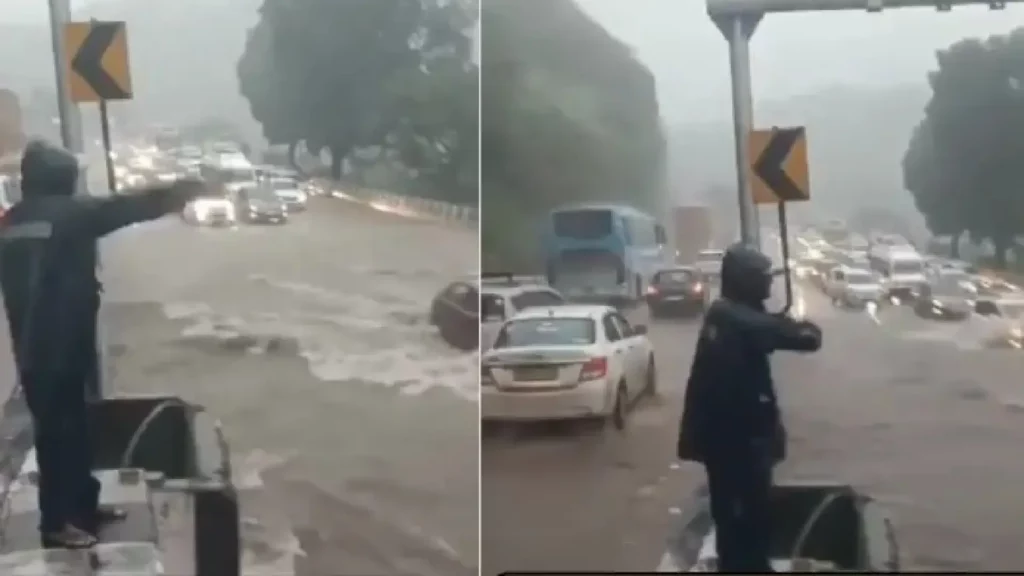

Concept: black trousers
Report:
left=21, top=329, right=100, bottom=533
left=705, top=450, right=774, bottom=573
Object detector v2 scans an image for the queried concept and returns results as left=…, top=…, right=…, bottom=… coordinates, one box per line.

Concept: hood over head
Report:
left=720, top=242, right=773, bottom=307
left=20, top=140, right=79, bottom=198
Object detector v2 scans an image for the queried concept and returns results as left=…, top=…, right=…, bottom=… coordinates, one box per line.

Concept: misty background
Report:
left=577, top=0, right=1024, bottom=239
left=1, top=0, right=264, bottom=146
left=2, top=0, right=1022, bottom=240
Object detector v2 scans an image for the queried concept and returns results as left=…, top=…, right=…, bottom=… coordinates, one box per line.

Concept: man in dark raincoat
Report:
left=0, top=141, right=202, bottom=547
left=677, top=242, right=823, bottom=572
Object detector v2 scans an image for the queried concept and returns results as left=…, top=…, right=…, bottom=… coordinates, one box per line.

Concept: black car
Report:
left=429, top=280, right=479, bottom=351
left=646, top=267, right=707, bottom=317
left=236, top=186, right=288, bottom=224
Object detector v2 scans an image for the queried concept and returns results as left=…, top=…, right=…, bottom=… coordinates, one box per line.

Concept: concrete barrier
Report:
left=313, top=178, right=477, bottom=228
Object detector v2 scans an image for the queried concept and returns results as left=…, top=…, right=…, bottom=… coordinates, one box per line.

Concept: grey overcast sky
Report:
left=576, top=0, right=1024, bottom=123
left=6, top=0, right=1019, bottom=124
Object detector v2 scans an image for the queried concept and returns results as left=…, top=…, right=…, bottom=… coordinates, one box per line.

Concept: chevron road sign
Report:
left=64, top=21, right=133, bottom=102
left=748, top=127, right=810, bottom=204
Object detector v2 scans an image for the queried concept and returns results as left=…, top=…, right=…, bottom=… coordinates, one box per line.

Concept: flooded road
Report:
left=482, top=279, right=1024, bottom=573
left=100, top=197, right=478, bottom=575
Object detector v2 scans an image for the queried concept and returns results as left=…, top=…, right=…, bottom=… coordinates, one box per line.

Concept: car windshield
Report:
left=493, top=318, right=596, bottom=348
left=892, top=260, right=923, bottom=275
left=846, top=272, right=874, bottom=285
left=247, top=185, right=279, bottom=201
left=480, top=293, right=506, bottom=322
left=934, top=274, right=972, bottom=296
left=271, top=178, right=298, bottom=191
left=656, top=270, right=695, bottom=284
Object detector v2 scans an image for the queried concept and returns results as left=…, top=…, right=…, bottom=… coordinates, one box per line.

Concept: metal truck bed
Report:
left=672, top=482, right=900, bottom=572
left=0, top=395, right=242, bottom=576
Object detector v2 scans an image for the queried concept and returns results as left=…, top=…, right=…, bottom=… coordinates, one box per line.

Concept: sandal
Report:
left=42, top=524, right=97, bottom=549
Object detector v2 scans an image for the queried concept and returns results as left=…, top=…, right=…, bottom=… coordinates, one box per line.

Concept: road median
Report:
left=313, top=179, right=477, bottom=229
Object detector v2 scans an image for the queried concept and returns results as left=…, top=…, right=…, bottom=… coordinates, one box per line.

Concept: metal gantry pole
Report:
left=715, top=14, right=763, bottom=249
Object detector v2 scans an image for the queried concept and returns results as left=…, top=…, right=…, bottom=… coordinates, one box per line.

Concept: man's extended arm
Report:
left=754, top=314, right=822, bottom=353
left=719, top=300, right=822, bottom=354
left=73, top=181, right=202, bottom=238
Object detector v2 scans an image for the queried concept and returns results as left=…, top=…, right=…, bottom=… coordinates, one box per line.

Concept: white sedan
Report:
left=183, top=196, right=236, bottom=226
left=481, top=305, right=656, bottom=429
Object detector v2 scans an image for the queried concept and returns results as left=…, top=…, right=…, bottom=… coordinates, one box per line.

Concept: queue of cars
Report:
left=794, top=229, right=1024, bottom=345
left=182, top=158, right=309, bottom=228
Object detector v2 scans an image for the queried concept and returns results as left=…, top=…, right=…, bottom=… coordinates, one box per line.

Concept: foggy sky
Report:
left=576, top=0, right=1024, bottom=124
left=6, top=0, right=1020, bottom=125
left=3, top=0, right=93, bottom=23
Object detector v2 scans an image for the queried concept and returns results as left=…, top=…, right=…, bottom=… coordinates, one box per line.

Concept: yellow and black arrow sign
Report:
left=748, top=127, right=810, bottom=204
left=64, top=21, right=133, bottom=103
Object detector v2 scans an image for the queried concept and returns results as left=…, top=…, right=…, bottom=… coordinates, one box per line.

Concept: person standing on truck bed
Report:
left=677, top=243, right=822, bottom=572
left=0, top=140, right=203, bottom=548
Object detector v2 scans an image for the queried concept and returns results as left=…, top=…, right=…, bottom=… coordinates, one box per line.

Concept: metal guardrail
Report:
left=313, top=179, right=477, bottom=228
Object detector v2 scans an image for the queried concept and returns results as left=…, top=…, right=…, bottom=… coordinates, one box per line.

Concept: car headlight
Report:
left=931, top=299, right=942, bottom=308
left=1012, top=327, right=1023, bottom=340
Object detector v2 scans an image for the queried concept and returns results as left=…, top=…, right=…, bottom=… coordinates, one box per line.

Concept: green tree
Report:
left=906, top=30, right=1024, bottom=267
left=481, top=0, right=666, bottom=270
left=238, top=0, right=478, bottom=203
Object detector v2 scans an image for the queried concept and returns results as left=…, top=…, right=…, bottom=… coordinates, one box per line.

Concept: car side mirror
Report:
left=632, top=325, right=648, bottom=336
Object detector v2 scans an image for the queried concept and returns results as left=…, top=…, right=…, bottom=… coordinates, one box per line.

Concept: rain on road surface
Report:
left=99, top=197, right=478, bottom=575
left=481, top=279, right=1024, bottom=574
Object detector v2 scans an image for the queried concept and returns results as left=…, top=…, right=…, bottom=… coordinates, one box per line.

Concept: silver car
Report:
left=915, top=274, right=974, bottom=320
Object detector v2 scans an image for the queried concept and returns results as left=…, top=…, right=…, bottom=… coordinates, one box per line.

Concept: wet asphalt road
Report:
left=481, top=280, right=1024, bottom=574
left=96, top=197, right=478, bottom=575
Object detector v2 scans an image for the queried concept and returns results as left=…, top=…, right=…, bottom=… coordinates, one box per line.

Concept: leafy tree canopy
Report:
left=903, top=28, right=1024, bottom=267
left=238, top=0, right=478, bottom=204
left=481, top=0, right=666, bottom=270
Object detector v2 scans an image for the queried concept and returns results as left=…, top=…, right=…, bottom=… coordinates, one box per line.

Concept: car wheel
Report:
left=609, top=382, right=629, bottom=431
left=643, top=357, right=657, bottom=397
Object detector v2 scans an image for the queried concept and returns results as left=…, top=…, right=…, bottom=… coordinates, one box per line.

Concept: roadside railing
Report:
left=312, top=178, right=477, bottom=228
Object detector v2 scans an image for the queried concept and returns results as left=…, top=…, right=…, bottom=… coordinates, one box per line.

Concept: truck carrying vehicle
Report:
left=672, top=205, right=713, bottom=265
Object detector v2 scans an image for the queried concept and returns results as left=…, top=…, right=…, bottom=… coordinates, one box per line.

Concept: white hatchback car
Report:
left=481, top=305, right=656, bottom=429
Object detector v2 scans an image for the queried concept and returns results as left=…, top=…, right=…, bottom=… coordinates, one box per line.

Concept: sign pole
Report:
left=777, top=202, right=793, bottom=313
left=98, top=99, right=117, bottom=194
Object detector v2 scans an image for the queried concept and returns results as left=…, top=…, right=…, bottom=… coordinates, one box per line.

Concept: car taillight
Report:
left=646, top=286, right=658, bottom=296
left=579, top=357, right=607, bottom=382
left=482, top=366, right=495, bottom=386
left=692, top=282, right=703, bottom=293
